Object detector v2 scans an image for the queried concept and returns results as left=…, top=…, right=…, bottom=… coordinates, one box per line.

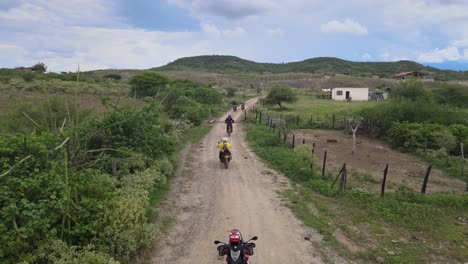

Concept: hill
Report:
left=154, top=55, right=468, bottom=81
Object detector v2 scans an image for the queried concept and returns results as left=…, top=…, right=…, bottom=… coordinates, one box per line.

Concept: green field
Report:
left=280, top=91, right=376, bottom=116
left=258, top=90, right=377, bottom=128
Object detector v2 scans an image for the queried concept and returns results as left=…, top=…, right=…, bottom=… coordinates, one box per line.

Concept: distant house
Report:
left=392, top=71, right=434, bottom=81
left=332, top=87, right=369, bottom=101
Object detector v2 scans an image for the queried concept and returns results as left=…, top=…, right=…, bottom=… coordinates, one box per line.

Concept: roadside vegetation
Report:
left=245, top=80, right=468, bottom=263
left=0, top=70, right=225, bottom=263
left=246, top=124, right=468, bottom=263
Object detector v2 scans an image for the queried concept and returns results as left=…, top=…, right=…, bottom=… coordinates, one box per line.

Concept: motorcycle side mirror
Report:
left=214, top=240, right=222, bottom=244
left=251, top=236, right=258, bottom=241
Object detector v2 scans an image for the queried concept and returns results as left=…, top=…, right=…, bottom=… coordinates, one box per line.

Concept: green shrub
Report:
left=22, top=72, right=35, bottom=82
left=388, top=122, right=467, bottom=154
left=32, top=239, right=118, bottom=264
left=129, top=72, right=169, bottom=98
left=433, top=83, right=468, bottom=108
left=93, top=166, right=168, bottom=262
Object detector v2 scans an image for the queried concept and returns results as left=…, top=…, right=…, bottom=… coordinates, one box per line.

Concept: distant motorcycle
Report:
left=240, top=103, right=245, bottom=110
left=233, top=105, right=238, bottom=111
left=215, top=229, right=257, bottom=264
left=226, top=124, right=233, bottom=137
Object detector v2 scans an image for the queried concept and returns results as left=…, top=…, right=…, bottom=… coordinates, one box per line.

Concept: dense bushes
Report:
left=388, top=123, right=468, bottom=154
left=360, top=98, right=467, bottom=133
left=0, top=108, right=175, bottom=263
left=0, top=73, right=223, bottom=263
left=360, top=79, right=468, bottom=133
left=433, top=83, right=468, bottom=108
left=0, top=78, right=130, bottom=95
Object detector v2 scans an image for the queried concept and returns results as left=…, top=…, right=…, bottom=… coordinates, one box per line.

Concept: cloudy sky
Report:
left=1, top=0, right=468, bottom=72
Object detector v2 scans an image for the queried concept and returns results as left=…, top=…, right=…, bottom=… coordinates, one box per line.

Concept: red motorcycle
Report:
left=214, top=229, right=257, bottom=264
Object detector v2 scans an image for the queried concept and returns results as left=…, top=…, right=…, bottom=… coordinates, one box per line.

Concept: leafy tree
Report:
left=32, top=62, right=47, bottom=73
left=166, top=96, right=204, bottom=125
left=391, top=78, right=430, bottom=101
left=265, top=86, right=297, bottom=108
left=129, top=72, right=169, bottom=98
left=433, top=83, right=468, bottom=108
left=226, top=87, right=237, bottom=97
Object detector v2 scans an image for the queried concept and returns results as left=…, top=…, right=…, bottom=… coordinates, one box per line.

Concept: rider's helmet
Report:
left=229, top=229, right=243, bottom=247
left=222, top=137, right=229, bottom=142
left=228, top=114, right=232, bottom=118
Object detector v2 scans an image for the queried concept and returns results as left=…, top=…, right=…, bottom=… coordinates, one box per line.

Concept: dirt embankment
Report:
left=293, top=129, right=465, bottom=194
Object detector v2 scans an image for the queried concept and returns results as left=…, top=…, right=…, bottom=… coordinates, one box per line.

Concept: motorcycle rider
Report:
left=217, top=137, right=232, bottom=162
left=225, top=114, right=235, bottom=133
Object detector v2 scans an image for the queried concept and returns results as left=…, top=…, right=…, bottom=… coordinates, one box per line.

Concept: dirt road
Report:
left=151, top=99, right=333, bottom=264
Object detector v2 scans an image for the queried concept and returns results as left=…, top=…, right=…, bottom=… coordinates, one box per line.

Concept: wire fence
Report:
left=242, top=104, right=467, bottom=194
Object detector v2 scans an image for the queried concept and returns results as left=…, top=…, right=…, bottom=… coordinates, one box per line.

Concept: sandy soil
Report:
left=151, top=99, right=344, bottom=264
left=293, top=129, right=465, bottom=194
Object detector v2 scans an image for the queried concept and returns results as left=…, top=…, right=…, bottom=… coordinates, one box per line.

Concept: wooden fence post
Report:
left=381, top=164, right=389, bottom=197
left=332, top=114, right=335, bottom=129
left=303, top=138, right=305, bottom=144
left=339, top=163, right=347, bottom=194
left=296, top=115, right=300, bottom=126
left=421, top=165, right=432, bottom=194
left=312, top=143, right=315, bottom=154
left=322, top=151, right=327, bottom=177
left=292, top=134, right=295, bottom=149
left=259, top=112, right=262, bottom=124
left=332, top=163, right=345, bottom=188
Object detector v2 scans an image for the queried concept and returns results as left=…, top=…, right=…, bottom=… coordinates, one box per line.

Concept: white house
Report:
left=331, top=87, right=369, bottom=101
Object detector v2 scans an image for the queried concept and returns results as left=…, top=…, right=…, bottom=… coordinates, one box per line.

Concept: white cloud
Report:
left=0, top=43, right=24, bottom=54
left=0, top=0, right=121, bottom=29
left=417, top=46, right=462, bottom=62
left=453, top=38, right=468, bottom=47
left=201, top=23, right=245, bottom=37
left=0, top=1, right=250, bottom=71
left=266, top=27, right=283, bottom=36
left=377, top=52, right=407, bottom=62
left=380, top=52, right=390, bottom=61
left=320, top=19, right=368, bottom=35
left=167, top=0, right=278, bottom=19
left=3, top=0, right=468, bottom=71
left=361, top=53, right=372, bottom=61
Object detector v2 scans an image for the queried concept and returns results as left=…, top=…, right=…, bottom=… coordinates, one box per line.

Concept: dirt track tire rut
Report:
left=151, top=99, right=338, bottom=264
